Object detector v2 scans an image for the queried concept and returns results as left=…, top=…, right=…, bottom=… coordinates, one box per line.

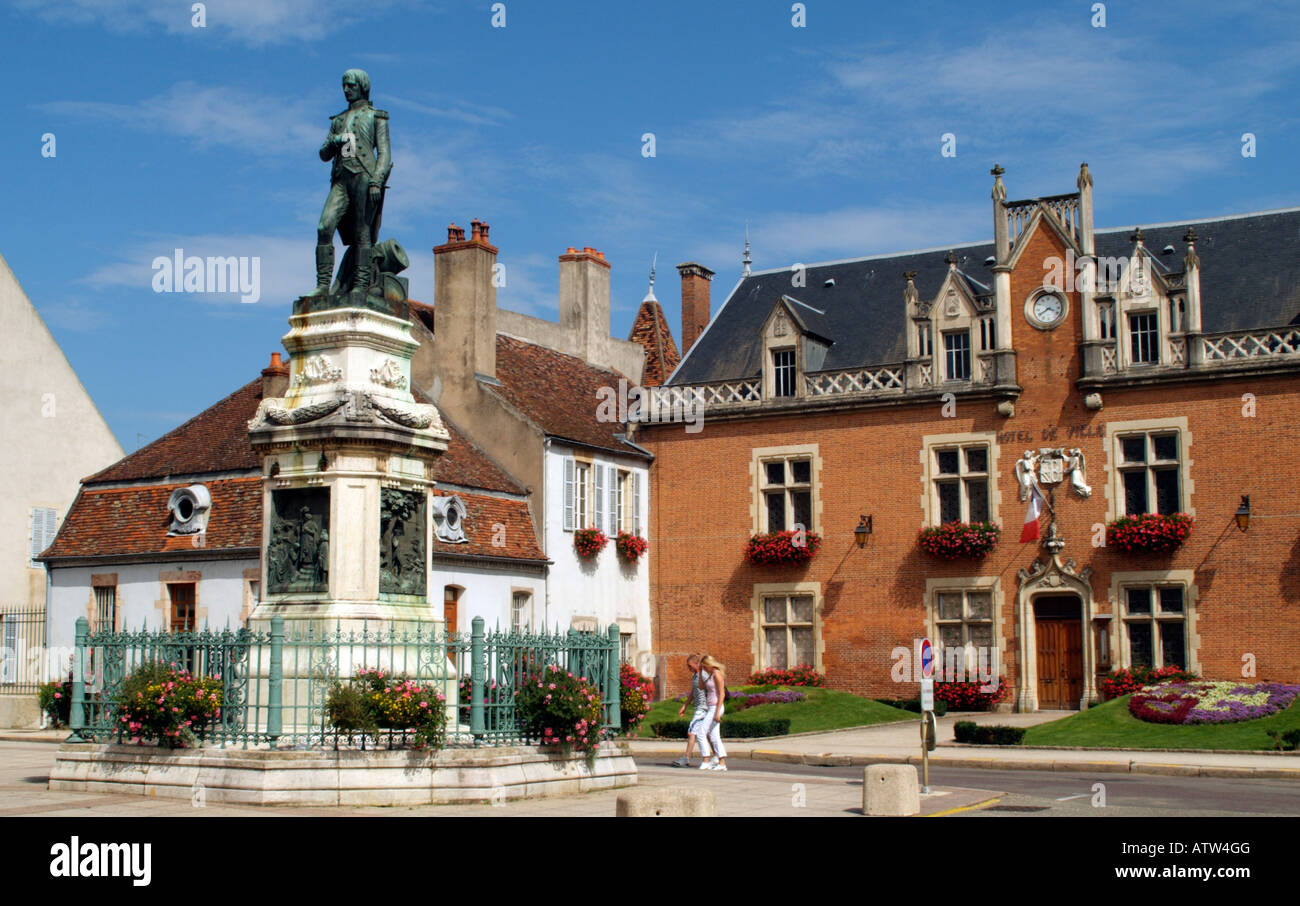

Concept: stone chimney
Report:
left=558, top=246, right=611, bottom=365
left=677, top=262, right=714, bottom=354
left=261, top=352, right=289, bottom=398
left=434, top=220, right=498, bottom=384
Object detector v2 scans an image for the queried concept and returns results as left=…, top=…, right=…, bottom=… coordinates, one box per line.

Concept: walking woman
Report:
left=698, top=654, right=728, bottom=771
left=673, top=654, right=707, bottom=767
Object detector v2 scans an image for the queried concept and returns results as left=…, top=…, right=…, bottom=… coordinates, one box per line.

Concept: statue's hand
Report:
left=369, top=183, right=381, bottom=202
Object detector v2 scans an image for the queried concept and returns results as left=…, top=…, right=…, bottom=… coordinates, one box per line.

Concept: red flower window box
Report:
left=1105, top=513, right=1193, bottom=555
left=917, top=522, right=1001, bottom=560
left=744, top=530, right=821, bottom=567
left=615, top=531, right=648, bottom=563
left=573, top=527, right=608, bottom=558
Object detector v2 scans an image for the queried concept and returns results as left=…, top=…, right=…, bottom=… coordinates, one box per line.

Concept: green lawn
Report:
left=1023, top=696, right=1300, bottom=750
left=633, top=686, right=913, bottom=738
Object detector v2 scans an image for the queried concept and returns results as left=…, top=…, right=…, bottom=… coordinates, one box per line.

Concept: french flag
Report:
left=1020, top=485, right=1045, bottom=543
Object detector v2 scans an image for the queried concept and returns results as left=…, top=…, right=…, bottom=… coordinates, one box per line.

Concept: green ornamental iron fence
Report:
left=66, top=615, right=620, bottom=750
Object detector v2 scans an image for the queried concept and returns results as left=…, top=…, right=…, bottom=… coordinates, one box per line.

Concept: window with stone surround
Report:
left=934, top=444, right=990, bottom=524
left=1118, top=431, right=1181, bottom=515
left=94, top=586, right=117, bottom=634
left=1122, top=584, right=1187, bottom=669
left=760, top=593, right=816, bottom=669
left=935, top=588, right=995, bottom=674
left=761, top=456, right=814, bottom=533
left=772, top=349, right=796, bottom=397
left=943, top=330, right=972, bottom=381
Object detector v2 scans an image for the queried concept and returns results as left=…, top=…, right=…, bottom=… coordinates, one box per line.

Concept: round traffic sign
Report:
left=920, top=638, right=935, bottom=679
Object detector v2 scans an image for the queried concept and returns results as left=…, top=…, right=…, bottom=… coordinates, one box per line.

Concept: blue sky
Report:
left=2, top=0, right=1298, bottom=451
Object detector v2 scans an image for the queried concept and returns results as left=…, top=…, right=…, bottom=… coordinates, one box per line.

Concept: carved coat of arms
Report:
left=1015, top=447, right=1091, bottom=501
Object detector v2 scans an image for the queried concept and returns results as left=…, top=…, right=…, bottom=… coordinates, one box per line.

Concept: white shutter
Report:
left=44, top=508, right=57, bottom=549
left=29, top=510, right=42, bottom=563
left=594, top=464, right=605, bottom=532
left=607, top=466, right=618, bottom=535
left=563, top=458, right=575, bottom=531
left=633, top=472, right=642, bottom=536
left=30, top=507, right=56, bottom=565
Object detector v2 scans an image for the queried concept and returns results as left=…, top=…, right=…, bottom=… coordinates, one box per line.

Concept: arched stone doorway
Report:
left=1016, top=552, right=1096, bottom=712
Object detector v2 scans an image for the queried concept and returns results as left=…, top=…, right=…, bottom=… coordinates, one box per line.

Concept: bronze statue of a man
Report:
left=313, top=69, right=391, bottom=297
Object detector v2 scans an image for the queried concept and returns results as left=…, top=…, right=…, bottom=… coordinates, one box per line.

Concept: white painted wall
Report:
left=46, top=558, right=256, bottom=657
left=432, top=562, right=545, bottom=635
left=545, top=445, right=651, bottom=669
left=0, top=253, right=123, bottom=609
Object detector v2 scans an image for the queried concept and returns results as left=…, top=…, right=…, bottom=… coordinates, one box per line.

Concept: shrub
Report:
left=515, top=664, right=607, bottom=753
left=649, top=717, right=791, bottom=738
left=618, top=663, right=654, bottom=735
left=615, top=531, right=648, bottom=563
left=573, top=527, right=608, bottom=558
left=1267, top=729, right=1300, bottom=752
left=747, top=665, right=825, bottom=687
left=953, top=721, right=1025, bottom=745
left=1105, top=512, right=1193, bottom=554
left=39, top=675, right=73, bottom=727
left=873, top=698, right=948, bottom=717
left=1100, top=665, right=1198, bottom=700
left=917, top=522, right=1000, bottom=560
left=744, top=530, right=821, bottom=567
left=327, top=669, right=447, bottom=750
left=934, top=676, right=1008, bottom=711
left=726, top=690, right=806, bottom=710
left=115, top=662, right=223, bottom=748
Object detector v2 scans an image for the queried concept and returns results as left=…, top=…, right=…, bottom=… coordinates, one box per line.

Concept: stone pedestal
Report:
left=248, top=303, right=449, bottom=633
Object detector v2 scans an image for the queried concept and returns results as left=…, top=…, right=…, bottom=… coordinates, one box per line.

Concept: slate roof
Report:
left=672, top=207, right=1300, bottom=385
left=627, top=295, right=681, bottom=386
left=42, top=367, right=539, bottom=563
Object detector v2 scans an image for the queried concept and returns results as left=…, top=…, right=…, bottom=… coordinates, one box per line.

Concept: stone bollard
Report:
left=616, top=787, right=716, bottom=817
left=862, top=764, right=920, bottom=817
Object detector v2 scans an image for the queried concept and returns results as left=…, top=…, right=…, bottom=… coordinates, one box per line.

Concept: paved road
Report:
left=658, top=757, right=1300, bottom=817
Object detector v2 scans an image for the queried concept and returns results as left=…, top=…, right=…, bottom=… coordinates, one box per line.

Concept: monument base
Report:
left=49, top=741, right=637, bottom=807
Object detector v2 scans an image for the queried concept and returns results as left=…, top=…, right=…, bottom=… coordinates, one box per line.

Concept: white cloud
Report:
left=13, top=0, right=424, bottom=47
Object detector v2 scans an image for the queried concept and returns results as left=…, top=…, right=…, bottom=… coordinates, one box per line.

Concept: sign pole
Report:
left=919, top=637, right=935, bottom=794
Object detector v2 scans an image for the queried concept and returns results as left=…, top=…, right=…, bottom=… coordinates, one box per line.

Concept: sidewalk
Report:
left=629, top=711, right=1300, bottom=780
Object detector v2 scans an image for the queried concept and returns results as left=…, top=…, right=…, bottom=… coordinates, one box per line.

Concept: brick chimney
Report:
left=434, top=220, right=498, bottom=384
left=677, top=262, right=714, bottom=354
left=261, top=352, right=289, bottom=398
left=558, top=246, right=611, bottom=365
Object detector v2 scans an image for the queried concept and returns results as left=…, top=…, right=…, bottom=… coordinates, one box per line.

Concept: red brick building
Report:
left=635, top=165, right=1300, bottom=710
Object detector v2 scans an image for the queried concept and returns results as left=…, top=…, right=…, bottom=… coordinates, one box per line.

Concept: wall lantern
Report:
left=1234, top=495, right=1251, bottom=533
left=854, top=514, right=873, bottom=548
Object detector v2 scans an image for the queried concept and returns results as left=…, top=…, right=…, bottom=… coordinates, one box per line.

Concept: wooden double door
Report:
left=1035, top=596, right=1083, bottom=710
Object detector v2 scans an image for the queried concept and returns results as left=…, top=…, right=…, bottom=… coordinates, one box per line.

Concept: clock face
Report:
left=1028, top=292, right=1067, bottom=328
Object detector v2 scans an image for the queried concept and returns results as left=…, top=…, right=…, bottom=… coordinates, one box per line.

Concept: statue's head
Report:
left=342, top=69, right=371, bottom=102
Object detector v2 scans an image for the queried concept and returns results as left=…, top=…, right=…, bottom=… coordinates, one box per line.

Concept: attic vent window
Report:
left=823, top=278, right=835, bottom=287
left=1162, top=245, right=1175, bottom=255
left=984, top=256, right=996, bottom=266
left=167, top=485, right=212, bottom=536
left=432, top=495, right=468, bottom=543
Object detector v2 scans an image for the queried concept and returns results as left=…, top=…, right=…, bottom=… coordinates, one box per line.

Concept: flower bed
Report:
left=726, top=689, right=806, bottom=710
left=573, top=527, right=608, bottom=558
left=1105, top=512, right=1193, bottom=554
left=515, top=664, right=608, bottom=752
left=1100, top=665, right=1197, bottom=700
left=935, top=676, right=1008, bottom=711
left=615, top=531, right=648, bottom=563
left=747, top=665, right=825, bottom=687
left=917, top=522, right=1001, bottom=560
left=327, top=669, right=447, bottom=750
left=618, top=663, right=654, bottom=735
left=744, top=530, right=821, bottom=567
left=1128, top=680, right=1300, bottom=725
left=115, top=662, right=223, bottom=748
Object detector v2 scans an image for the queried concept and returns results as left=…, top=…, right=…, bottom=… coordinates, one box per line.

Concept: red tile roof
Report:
left=431, top=492, right=546, bottom=562
left=85, top=380, right=264, bottom=483
left=46, top=367, right=540, bottom=563
left=40, top=477, right=262, bottom=561
left=628, top=298, right=681, bottom=386
left=491, top=335, right=647, bottom=456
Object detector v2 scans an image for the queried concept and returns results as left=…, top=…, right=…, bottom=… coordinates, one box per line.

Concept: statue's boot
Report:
left=308, top=244, right=333, bottom=296
left=352, top=243, right=373, bottom=296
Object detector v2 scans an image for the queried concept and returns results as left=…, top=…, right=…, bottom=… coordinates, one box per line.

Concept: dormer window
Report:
left=772, top=349, right=796, bottom=397
left=943, top=331, right=971, bottom=381
left=1129, top=312, right=1159, bottom=364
